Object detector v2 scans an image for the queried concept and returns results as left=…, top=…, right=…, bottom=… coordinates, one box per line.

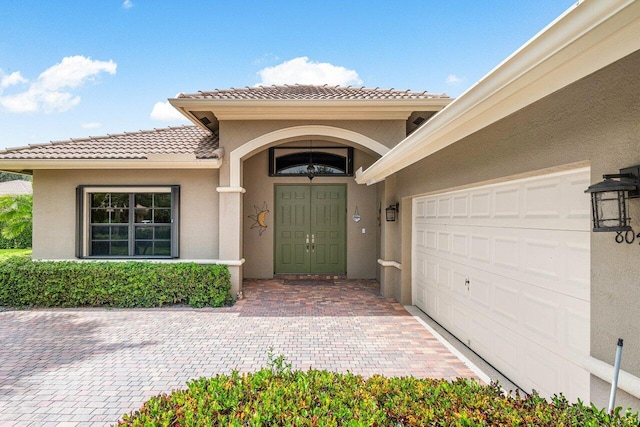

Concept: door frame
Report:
left=273, top=183, right=347, bottom=274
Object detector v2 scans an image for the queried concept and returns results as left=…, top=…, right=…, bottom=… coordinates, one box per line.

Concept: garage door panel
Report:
left=412, top=168, right=590, bottom=231
left=565, top=242, right=590, bottom=295
left=566, top=174, right=592, bottom=219
left=437, top=265, right=452, bottom=291
left=470, top=191, right=492, bottom=218
left=412, top=167, right=590, bottom=401
left=523, top=342, right=563, bottom=397
left=415, top=229, right=426, bottom=249
left=564, top=361, right=592, bottom=403
left=563, top=300, right=590, bottom=358
left=452, top=194, right=468, bottom=217
left=450, top=304, right=469, bottom=343
left=493, top=282, right=519, bottom=323
left=415, top=282, right=426, bottom=306
left=524, top=181, right=563, bottom=219
left=523, top=238, right=561, bottom=279
left=469, top=234, right=491, bottom=263
left=416, top=252, right=587, bottom=363
left=522, top=290, right=561, bottom=344
left=451, top=233, right=468, bottom=257
left=438, top=196, right=452, bottom=217
left=467, top=312, right=493, bottom=357
left=451, top=268, right=468, bottom=298
left=493, top=325, right=522, bottom=381
left=493, top=236, right=520, bottom=270
left=468, top=275, right=491, bottom=309
left=414, top=224, right=588, bottom=301
left=494, top=187, right=520, bottom=218
left=438, top=231, right=451, bottom=253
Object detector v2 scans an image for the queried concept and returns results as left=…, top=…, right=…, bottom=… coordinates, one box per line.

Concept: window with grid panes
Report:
left=77, top=186, right=179, bottom=258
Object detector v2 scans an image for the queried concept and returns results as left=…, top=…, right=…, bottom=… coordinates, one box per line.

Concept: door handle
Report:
left=311, top=234, right=315, bottom=252
left=306, top=234, right=310, bottom=252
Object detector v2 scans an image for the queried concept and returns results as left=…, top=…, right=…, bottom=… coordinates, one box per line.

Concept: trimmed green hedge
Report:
left=0, top=257, right=232, bottom=308
left=0, top=230, right=31, bottom=249
left=117, top=368, right=639, bottom=426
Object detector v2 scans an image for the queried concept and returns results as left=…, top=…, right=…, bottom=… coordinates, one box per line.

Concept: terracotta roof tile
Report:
left=0, top=126, right=218, bottom=160
left=177, top=84, right=448, bottom=100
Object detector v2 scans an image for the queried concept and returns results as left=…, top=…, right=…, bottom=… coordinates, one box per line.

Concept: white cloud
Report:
left=0, top=55, right=117, bottom=114
left=81, top=121, right=102, bottom=129
left=0, top=71, right=27, bottom=89
left=123, top=0, right=133, bottom=9
left=256, top=57, right=362, bottom=86
left=446, top=74, right=464, bottom=85
left=150, top=101, right=187, bottom=122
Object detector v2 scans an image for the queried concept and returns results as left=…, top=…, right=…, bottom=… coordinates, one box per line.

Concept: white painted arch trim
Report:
left=230, top=125, right=390, bottom=187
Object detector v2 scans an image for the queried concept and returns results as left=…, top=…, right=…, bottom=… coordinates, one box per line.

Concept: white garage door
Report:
left=412, top=167, right=590, bottom=402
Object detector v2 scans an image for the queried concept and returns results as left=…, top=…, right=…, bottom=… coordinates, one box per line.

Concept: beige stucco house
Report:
left=0, top=0, right=638, bottom=412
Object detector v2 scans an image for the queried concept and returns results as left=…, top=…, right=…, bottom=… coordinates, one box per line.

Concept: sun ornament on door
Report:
left=248, top=202, right=269, bottom=236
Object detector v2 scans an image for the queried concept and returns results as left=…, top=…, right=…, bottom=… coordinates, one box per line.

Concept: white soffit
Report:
left=356, top=0, right=640, bottom=185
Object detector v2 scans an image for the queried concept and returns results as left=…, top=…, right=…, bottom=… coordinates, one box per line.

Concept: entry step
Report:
left=275, top=274, right=348, bottom=281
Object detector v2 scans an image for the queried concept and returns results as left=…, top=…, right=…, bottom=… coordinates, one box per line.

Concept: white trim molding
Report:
left=356, top=0, right=640, bottom=185
left=169, top=98, right=451, bottom=129
left=584, top=356, right=640, bottom=400
left=377, top=259, right=402, bottom=270
left=0, top=158, right=222, bottom=172
left=230, top=125, right=390, bottom=187
left=216, top=186, right=246, bottom=194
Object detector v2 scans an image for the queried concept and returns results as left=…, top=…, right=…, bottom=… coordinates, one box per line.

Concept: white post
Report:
left=608, top=338, right=624, bottom=413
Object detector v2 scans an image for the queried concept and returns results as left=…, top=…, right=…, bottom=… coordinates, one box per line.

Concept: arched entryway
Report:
left=218, top=125, right=387, bottom=293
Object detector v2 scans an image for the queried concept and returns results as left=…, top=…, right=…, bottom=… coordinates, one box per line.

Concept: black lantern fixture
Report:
left=385, top=202, right=399, bottom=222
left=585, top=165, right=640, bottom=232
left=306, top=140, right=315, bottom=181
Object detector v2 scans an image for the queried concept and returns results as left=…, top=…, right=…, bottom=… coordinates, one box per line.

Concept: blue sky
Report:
left=0, top=0, right=576, bottom=150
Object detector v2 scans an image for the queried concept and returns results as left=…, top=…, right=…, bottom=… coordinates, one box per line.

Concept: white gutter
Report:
left=0, top=158, right=222, bottom=172
left=356, top=0, right=640, bottom=185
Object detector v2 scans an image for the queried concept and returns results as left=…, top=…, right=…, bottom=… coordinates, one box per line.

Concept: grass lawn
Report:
left=0, top=248, right=31, bottom=259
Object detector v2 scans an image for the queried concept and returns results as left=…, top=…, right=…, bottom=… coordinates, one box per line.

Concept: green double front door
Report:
left=275, top=184, right=346, bottom=274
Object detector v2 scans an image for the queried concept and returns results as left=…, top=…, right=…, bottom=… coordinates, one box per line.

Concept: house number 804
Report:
left=614, top=230, right=640, bottom=244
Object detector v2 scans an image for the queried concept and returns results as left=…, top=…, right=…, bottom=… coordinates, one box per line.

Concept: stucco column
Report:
left=217, top=186, right=245, bottom=299
left=378, top=176, right=401, bottom=300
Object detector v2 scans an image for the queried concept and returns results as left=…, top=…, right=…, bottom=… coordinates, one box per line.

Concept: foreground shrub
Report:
left=118, top=368, right=639, bottom=426
left=0, top=257, right=232, bottom=308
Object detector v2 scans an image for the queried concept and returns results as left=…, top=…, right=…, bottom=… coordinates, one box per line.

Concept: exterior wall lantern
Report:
left=585, top=165, right=640, bottom=232
left=306, top=140, right=315, bottom=181
left=385, top=202, right=399, bottom=222
left=306, top=162, right=315, bottom=181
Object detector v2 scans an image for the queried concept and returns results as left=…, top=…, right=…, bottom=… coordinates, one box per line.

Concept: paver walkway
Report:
left=0, top=279, right=477, bottom=426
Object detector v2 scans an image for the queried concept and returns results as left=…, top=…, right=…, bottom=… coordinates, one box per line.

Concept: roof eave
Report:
left=356, top=0, right=640, bottom=185
left=168, top=98, right=452, bottom=121
left=0, top=158, right=222, bottom=172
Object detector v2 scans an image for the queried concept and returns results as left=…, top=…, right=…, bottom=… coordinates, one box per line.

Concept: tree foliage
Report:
left=0, top=194, right=33, bottom=241
left=0, top=171, right=31, bottom=183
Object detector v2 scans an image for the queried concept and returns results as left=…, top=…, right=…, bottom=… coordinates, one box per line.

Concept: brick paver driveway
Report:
left=0, top=279, right=477, bottom=426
